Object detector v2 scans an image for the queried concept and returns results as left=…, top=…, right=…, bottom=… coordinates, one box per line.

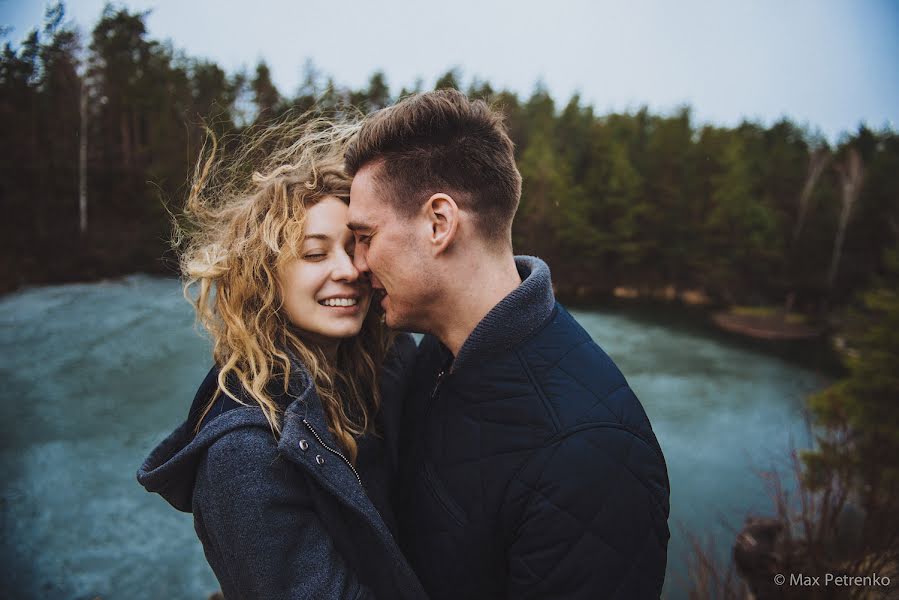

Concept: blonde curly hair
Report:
left=179, top=113, right=390, bottom=463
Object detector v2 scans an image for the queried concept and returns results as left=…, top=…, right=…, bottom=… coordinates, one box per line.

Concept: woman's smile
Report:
left=317, top=295, right=361, bottom=308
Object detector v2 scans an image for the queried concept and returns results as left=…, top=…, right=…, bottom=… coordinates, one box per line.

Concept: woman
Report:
left=136, top=116, right=426, bottom=599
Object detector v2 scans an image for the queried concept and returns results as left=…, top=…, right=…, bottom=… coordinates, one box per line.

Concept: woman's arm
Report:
left=193, top=426, right=375, bottom=600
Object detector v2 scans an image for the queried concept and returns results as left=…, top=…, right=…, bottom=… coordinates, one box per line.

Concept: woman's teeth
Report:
left=319, top=298, right=358, bottom=307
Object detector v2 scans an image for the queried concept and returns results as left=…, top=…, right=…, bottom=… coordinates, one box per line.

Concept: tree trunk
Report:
left=827, top=148, right=864, bottom=290
left=793, top=147, right=830, bottom=243
left=120, top=109, right=132, bottom=170
left=79, top=78, right=88, bottom=235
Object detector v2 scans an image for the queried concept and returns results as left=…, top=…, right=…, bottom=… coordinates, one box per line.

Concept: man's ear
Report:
left=425, top=193, right=459, bottom=255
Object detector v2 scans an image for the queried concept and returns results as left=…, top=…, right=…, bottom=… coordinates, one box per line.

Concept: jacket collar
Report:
left=247, top=350, right=372, bottom=507
left=451, top=255, right=556, bottom=372
left=140, top=351, right=368, bottom=518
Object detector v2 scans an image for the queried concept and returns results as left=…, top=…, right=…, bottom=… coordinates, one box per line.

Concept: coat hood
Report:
left=136, top=366, right=300, bottom=512
left=137, top=334, right=414, bottom=516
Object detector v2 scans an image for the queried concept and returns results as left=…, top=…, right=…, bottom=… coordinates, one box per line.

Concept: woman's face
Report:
left=279, top=196, right=372, bottom=345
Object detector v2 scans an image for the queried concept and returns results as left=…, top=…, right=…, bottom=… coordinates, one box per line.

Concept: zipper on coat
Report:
left=429, top=353, right=453, bottom=401
left=430, top=368, right=447, bottom=401
left=301, top=418, right=363, bottom=487
left=421, top=365, right=450, bottom=432
left=424, top=359, right=452, bottom=430
left=301, top=417, right=425, bottom=597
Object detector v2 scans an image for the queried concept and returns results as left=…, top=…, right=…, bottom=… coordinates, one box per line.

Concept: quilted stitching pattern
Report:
left=397, top=306, right=670, bottom=600
left=505, top=426, right=668, bottom=599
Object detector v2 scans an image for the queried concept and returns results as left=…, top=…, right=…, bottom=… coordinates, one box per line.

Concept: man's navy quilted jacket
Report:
left=396, top=256, right=670, bottom=600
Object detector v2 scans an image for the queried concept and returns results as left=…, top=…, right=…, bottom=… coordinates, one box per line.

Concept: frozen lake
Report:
left=0, top=275, right=830, bottom=599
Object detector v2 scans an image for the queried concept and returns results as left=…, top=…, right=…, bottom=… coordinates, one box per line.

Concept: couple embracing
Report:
left=138, top=89, right=670, bottom=599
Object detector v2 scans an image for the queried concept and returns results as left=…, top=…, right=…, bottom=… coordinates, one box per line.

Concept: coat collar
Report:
left=451, top=255, right=556, bottom=372
left=238, top=350, right=377, bottom=513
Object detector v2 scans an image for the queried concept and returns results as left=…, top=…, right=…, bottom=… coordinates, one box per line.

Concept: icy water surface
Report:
left=0, top=276, right=830, bottom=599
left=569, top=308, right=828, bottom=597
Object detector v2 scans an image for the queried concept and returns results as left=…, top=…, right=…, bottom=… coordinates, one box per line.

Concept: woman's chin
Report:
left=323, top=318, right=367, bottom=340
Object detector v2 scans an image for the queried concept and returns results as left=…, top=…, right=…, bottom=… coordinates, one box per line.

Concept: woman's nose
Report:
left=332, top=250, right=361, bottom=282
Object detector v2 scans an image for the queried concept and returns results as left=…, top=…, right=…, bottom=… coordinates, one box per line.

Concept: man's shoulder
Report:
left=509, top=307, right=669, bottom=521
left=516, top=302, right=627, bottom=397
left=515, top=303, right=660, bottom=434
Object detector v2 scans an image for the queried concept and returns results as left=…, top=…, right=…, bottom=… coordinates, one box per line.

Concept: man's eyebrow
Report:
left=346, top=222, right=371, bottom=233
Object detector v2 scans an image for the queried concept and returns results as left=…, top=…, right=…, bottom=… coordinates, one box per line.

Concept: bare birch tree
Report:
left=827, top=148, right=864, bottom=289
left=793, top=147, right=830, bottom=243
left=79, top=70, right=88, bottom=235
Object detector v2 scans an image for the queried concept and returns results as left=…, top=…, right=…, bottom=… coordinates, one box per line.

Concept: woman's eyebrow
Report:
left=303, top=233, right=331, bottom=242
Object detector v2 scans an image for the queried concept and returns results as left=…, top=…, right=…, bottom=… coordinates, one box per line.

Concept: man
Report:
left=345, top=89, right=670, bottom=599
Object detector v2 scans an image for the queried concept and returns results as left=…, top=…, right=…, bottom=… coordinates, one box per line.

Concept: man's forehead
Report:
left=346, top=198, right=378, bottom=232
left=348, top=165, right=390, bottom=230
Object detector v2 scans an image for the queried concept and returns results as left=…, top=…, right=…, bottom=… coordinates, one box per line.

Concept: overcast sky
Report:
left=3, top=0, right=897, bottom=142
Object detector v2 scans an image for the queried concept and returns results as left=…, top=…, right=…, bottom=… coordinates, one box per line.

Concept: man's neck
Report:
left=433, top=253, right=522, bottom=358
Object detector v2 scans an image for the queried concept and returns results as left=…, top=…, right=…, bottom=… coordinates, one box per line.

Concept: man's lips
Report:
left=373, top=288, right=388, bottom=310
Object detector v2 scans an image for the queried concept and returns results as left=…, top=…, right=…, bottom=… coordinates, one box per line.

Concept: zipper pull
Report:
left=430, top=368, right=447, bottom=401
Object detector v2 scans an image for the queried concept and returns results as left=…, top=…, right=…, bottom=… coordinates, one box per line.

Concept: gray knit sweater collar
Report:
left=452, top=255, right=555, bottom=372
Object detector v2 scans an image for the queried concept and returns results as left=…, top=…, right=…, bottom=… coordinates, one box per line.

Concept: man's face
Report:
left=347, top=164, right=435, bottom=332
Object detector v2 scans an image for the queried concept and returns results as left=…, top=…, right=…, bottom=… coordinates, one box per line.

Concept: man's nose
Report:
left=353, top=244, right=369, bottom=274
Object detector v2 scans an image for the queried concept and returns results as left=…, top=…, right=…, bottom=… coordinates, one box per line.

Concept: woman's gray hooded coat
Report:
left=137, top=335, right=426, bottom=600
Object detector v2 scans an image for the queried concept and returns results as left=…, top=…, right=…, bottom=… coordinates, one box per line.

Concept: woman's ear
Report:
left=425, top=193, right=459, bottom=255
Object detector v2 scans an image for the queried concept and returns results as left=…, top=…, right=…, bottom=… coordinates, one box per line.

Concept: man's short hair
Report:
left=345, top=89, right=522, bottom=245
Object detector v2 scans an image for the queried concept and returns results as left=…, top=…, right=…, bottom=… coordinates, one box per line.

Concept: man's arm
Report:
left=503, top=425, right=670, bottom=599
